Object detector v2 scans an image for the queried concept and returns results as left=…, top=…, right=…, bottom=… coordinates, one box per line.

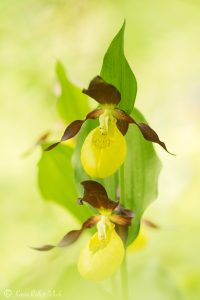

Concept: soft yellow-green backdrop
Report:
left=0, top=0, right=200, bottom=299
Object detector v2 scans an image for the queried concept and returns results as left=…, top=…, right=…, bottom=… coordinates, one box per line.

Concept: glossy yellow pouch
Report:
left=81, top=124, right=126, bottom=178
left=78, top=227, right=124, bottom=281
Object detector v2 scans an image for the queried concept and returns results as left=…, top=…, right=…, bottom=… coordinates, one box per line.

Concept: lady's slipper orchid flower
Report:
left=33, top=180, right=133, bottom=281
left=46, top=76, right=171, bottom=178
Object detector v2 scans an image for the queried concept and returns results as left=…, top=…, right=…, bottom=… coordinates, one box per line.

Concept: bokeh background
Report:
left=0, top=0, right=200, bottom=299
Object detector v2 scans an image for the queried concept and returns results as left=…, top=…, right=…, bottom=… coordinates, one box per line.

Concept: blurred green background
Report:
left=0, top=0, right=200, bottom=299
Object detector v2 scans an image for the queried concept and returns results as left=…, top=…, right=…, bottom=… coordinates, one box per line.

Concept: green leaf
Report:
left=100, top=23, right=161, bottom=244
left=100, top=21, right=137, bottom=114
left=124, top=108, right=162, bottom=245
left=38, top=143, right=91, bottom=221
left=56, top=61, right=90, bottom=123
left=72, top=120, right=95, bottom=195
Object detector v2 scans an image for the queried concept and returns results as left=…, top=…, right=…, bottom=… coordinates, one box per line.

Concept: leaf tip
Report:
left=118, top=20, right=126, bottom=36
left=122, top=19, right=126, bottom=28
left=55, top=59, right=62, bottom=73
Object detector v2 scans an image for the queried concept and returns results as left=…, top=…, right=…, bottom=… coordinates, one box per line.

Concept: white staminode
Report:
left=99, top=107, right=116, bottom=135
left=97, top=215, right=109, bottom=240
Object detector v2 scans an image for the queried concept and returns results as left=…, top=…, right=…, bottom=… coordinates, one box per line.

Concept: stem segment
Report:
left=119, top=164, right=125, bottom=206
left=119, top=164, right=129, bottom=300
left=120, top=252, right=129, bottom=300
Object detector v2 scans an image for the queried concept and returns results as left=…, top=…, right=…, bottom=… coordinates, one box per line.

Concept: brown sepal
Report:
left=115, top=204, right=135, bottom=218
left=115, top=225, right=129, bottom=245
left=80, top=180, right=119, bottom=211
left=116, top=119, right=129, bottom=135
left=32, top=216, right=100, bottom=251
left=83, top=76, right=121, bottom=105
left=114, top=108, right=174, bottom=154
left=45, top=108, right=103, bottom=151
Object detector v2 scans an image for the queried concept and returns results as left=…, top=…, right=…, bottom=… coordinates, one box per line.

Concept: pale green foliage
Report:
left=125, top=109, right=161, bottom=244
left=56, top=61, right=90, bottom=123
left=38, top=144, right=91, bottom=221
left=101, top=22, right=137, bottom=114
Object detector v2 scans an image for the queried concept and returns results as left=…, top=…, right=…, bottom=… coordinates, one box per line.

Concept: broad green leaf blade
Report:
left=56, top=61, right=90, bottom=123
left=72, top=119, right=118, bottom=201
left=100, top=24, right=160, bottom=244
left=124, top=108, right=162, bottom=245
left=38, top=143, right=91, bottom=221
left=100, top=22, right=137, bottom=114
left=72, top=120, right=95, bottom=195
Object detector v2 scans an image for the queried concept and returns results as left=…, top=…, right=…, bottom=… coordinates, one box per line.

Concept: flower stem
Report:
left=119, top=164, right=125, bottom=206
left=111, top=275, right=119, bottom=299
left=120, top=252, right=129, bottom=300
left=119, top=164, right=129, bottom=300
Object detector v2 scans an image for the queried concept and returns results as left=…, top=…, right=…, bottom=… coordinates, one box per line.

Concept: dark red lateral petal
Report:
left=86, top=108, right=104, bottom=119
left=114, top=108, right=136, bottom=124
left=83, top=76, right=121, bottom=105
left=32, top=216, right=100, bottom=251
left=45, top=108, right=103, bottom=151
left=110, top=214, right=132, bottom=226
left=61, top=120, right=85, bottom=142
left=136, top=123, right=174, bottom=155
left=45, top=119, right=84, bottom=151
left=114, top=108, right=173, bottom=154
left=80, top=180, right=119, bottom=211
